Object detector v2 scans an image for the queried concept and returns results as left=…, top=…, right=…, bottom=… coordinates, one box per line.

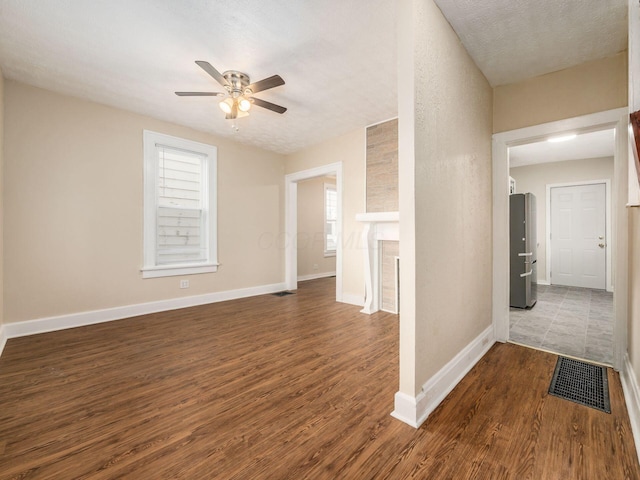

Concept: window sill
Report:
left=324, top=251, right=336, bottom=258
left=141, top=263, right=219, bottom=278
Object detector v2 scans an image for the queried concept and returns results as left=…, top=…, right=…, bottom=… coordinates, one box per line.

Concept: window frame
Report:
left=324, top=182, right=337, bottom=257
left=142, top=130, right=218, bottom=278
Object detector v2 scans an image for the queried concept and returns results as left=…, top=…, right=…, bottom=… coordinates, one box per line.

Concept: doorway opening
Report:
left=295, top=176, right=337, bottom=284
left=509, top=174, right=613, bottom=364
left=493, top=108, right=628, bottom=370
left=285, top=162, right=343, bottom=302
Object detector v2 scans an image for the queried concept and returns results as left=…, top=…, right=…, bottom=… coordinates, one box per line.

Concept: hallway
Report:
left=509, top=284, right=613, bottom=365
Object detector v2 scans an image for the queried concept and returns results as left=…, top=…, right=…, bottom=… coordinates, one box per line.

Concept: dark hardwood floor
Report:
left=0, top=277, right=638, bottom=479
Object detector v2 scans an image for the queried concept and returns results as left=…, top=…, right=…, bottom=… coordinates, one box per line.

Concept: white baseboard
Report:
left=621, top=353, right=640, bottom=464
left=2, top=282, right=287, bottom=341
left=341, top=292, right=365, bottom=307
left=391, top=392, right=422, bottom=428
left=0, top=324, right=7, bottom=358
left=391, top=325, right=495, bottom=428
left=297, top=271, right=336, bottom=282
left=538, top=280, right=550, bottom=286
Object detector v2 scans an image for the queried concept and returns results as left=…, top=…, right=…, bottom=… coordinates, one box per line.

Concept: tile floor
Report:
left=509, top=284, right=614, bottom=365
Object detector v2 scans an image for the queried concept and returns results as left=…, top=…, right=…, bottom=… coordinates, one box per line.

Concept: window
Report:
left=324, top=183, right=337, bottom=256
left=142, top=131, right=218, bottom=278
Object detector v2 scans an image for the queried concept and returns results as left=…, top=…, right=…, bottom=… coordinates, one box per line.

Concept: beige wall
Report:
left=510, top=157, right=614, bottom=282
left=0, top=69, right=3, bottom=327
left=297, top=176, right=336, bottom=278
left=494, top=53, right=628, bottom=133
left=399, top=0, right=493, bottom=395
left=285, top=128, right=366, bottom=303
left=3, top=81, right=286, bottom=323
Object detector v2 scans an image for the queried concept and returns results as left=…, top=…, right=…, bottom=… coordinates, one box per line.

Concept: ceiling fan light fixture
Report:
left=177, top=61, right=287, bottom=120
left=238, top=97, right=252, bottom=112
left=219, top=98, right=233, bottom=114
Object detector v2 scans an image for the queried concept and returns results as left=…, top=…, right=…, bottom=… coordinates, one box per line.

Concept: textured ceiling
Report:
left=509, top=129, right=615, bottom=168
left=433, top=0, right=628, bottom=86
left=0, top=0, right=397, bottom=155
left=0, top=1, right=629, bottom=155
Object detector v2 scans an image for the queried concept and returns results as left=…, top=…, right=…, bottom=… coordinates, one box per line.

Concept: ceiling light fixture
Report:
left=219, top=98, right=233, bottom=114
left=175, top=62, right=287, bottom=124
left=219, top=96, right=251, bottom=116
left=547, top=134, right=577, bottom=143
left=238, top=97, right=252, bottom=112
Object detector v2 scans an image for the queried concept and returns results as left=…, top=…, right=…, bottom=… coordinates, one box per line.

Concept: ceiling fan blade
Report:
left=175, top=91, right=224, bottom=96
left=195, top=61, right=229, bottom=87
left=248, top=75, right=285, bottom=94
left=252, top=97, right=287, bottom=114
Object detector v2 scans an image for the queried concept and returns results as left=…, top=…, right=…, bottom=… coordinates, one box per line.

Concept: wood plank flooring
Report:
left=0, top=277, right=638, bottom=479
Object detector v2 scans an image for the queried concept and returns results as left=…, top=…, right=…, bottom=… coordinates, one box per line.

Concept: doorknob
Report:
left=598, top=243, right=606, bottom=248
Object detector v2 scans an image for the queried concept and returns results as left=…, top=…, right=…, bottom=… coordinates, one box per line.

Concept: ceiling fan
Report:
left=175, top=61, right=287, bottom=120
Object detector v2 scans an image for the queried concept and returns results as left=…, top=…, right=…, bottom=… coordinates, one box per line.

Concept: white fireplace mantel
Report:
left=355, top=212, right=399, bottom=314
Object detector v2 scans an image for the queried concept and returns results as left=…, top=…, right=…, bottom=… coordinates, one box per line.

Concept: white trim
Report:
left=391, top=392, right=422, bottom=428
left=379, top=308, right=397, bottom=314
left=141, top=263, right=219, bottom=278
left=142, top=130, right=218, bottom=278
left=297, top=271, right=336, bottom=282
left=2, top=282, right=286, bottom=340
left=545, top=179, right=612, bottom=292
left=355, top=212, right=400, bottom=223
left=493, top=109, right=628, bottom=146
left=0, top=324, right=7, bottom=358
left=621, top=354, right=640, bottom=464
left=493, top=138, right=510, bottom=343
left=341, top=293, right=365, bottom=307
left=355, top=212, right=399, bottom=314
left=391, top=325, right=495, bottom=428
left=285, top=163, right=343, bottom=303
left=492, top=108, right=629, bottom=370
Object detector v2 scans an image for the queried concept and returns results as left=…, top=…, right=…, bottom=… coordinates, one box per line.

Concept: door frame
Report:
left=285, top=162, right=343, bottom=301
left=492, top=107, right=628, bottom=370
left=546, top=180, right=612, bottom=291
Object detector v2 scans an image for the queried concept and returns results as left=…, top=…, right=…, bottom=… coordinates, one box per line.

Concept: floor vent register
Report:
left=549, top=356, right=610, bottom=413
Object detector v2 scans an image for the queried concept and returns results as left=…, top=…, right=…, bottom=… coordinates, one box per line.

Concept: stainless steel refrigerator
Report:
left=510, top=193, right=537, bottom=308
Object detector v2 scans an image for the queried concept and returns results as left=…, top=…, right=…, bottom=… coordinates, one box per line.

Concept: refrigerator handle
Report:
left=520, top=270, right=533, bottom=277
left=518, top=252, right=533, bottom=257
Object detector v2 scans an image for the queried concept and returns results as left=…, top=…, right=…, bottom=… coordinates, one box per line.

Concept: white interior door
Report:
left=550, top=183, right=606, bottom=289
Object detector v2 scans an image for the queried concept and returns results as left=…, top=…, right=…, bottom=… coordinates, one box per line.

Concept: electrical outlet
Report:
left=313, top=264, right=319, bottom=271
left=180, top=279, right=189, bottom=289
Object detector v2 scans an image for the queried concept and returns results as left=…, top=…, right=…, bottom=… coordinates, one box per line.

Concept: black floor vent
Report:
left=272, top=291, right=295, bottom=297
left=549, top=357, right=610, bottom=413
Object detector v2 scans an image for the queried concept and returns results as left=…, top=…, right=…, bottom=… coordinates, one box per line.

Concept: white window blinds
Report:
left=325, top=184, right=337, bottom=253
left=156, top=145, right=207, bottom=265
left=142, top=130, right=218, bottom=278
